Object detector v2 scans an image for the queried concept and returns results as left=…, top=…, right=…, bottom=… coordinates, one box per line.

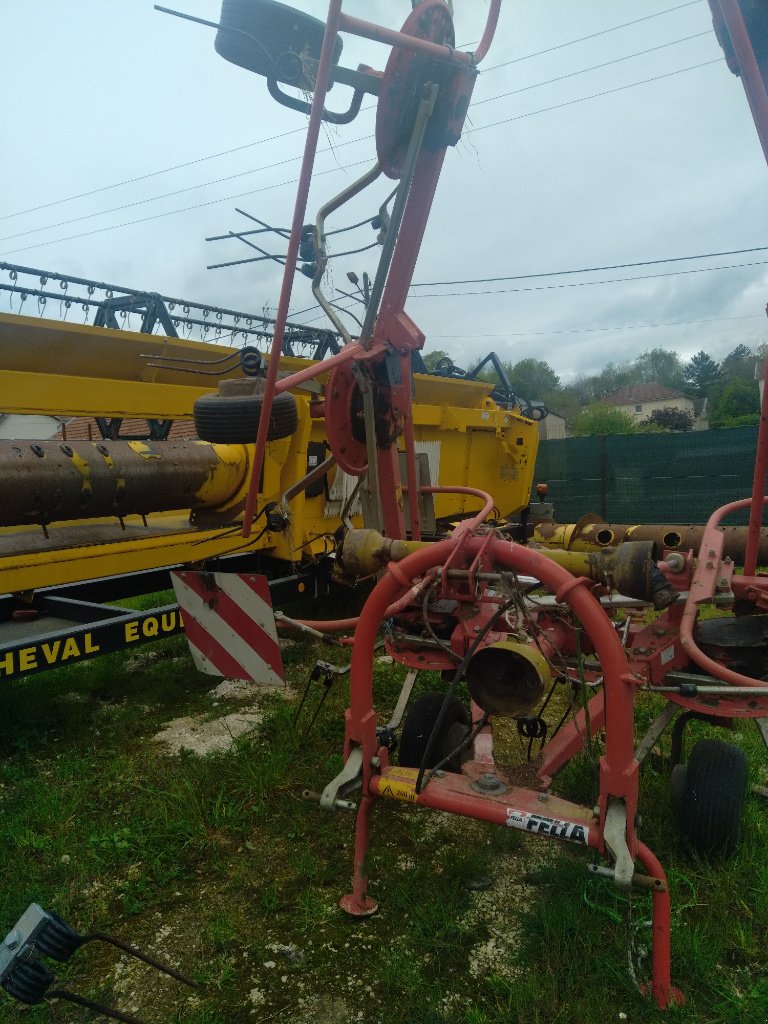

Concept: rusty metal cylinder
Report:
left=0, top=439, right=250, bottom=526
left=533, top=520, right=768, bottom=566
left=339, top=529, right=431, bottom=577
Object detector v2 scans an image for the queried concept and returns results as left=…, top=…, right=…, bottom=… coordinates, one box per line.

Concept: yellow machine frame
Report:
left=0, top=313, right=539, bottom=593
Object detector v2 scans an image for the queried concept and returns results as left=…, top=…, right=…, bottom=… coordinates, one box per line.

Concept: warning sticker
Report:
left=379, top=778, right=419, bottom=803
left=378, top=768, right=420, bottom=804
left=660, top=645, right=676, bottom=666
left=506, top=807, right=589, bottom=845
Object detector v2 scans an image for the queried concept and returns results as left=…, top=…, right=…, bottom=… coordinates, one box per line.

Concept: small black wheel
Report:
left=675, top=738, right=748, bottom=856
left=193, top=390, right=298, bottom=444
left=399, top=692, right=470, bottom=773
left=215, top=0, right=343, bottom=88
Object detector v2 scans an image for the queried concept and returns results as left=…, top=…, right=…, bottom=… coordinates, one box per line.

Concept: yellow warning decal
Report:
left=378, top=768, right=420, bottom=803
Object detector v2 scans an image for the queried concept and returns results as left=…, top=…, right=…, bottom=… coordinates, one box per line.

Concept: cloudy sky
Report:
left=2, top=0, right=767, bottom=382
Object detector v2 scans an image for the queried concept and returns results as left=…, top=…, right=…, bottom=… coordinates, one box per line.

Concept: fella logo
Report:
left=506, top=808, right=589, bottom=845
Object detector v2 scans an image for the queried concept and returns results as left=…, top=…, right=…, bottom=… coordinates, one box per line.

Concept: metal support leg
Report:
left=339, top=793, right=379, bottom=917
left=636, top=843, right=685, bottom=1009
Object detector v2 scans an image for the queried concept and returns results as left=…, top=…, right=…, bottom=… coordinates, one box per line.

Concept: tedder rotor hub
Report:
left=324, top=363, right=398, bottom=476
left=375, top=0, right=457, bottom=179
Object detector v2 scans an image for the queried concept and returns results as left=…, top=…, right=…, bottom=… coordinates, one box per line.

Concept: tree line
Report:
left=422, top=344, right=764, bottom=434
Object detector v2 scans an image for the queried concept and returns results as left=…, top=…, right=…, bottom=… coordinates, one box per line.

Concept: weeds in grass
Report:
left=2, top=630, right=768, bottom=1023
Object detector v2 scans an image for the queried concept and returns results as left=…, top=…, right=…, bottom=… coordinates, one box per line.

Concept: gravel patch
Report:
left=463, top=840, right=551, bottom=982
left=152, top=708, right=264, bottom=755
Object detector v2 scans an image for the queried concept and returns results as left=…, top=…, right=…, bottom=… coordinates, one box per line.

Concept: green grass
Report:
left=1, top=626, right=767, bottom=1023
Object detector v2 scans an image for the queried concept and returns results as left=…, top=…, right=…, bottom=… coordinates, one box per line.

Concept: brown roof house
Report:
left=602, top=383, right=707, bottom=430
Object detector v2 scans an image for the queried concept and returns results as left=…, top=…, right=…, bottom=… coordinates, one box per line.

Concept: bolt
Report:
left=476, top=772, right=501, bottom=792
left=4, top=929, right=21, bottom=950
left=538, top=792, right=549, bottom=802
left=593, top=805, right=601, bottom=817
left=370, top=756, right=381, bottom=769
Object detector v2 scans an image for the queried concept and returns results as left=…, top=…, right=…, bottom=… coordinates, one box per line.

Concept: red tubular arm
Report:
left=680, top=496, right=768, bottom=686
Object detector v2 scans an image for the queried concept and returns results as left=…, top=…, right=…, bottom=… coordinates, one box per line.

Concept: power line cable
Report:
left=3, top=58, right=721, bottom=257
left=2, top=0, right=707, bottom=223
left=3, top=33, right=696, bottom=245
left=302, top=301, right=359, bottom=326
left=0, top=160, right=372, bottom=257
left=301, top=307, right=764, bottom=337
left=0, top=135, right=372, bottom=244
left=0, top=125, right=309, bottom=222
left=469, top=58, right=720, bottom=137
left=5, top=38, right=716, bottom=246
left=482, top=0, right=706, bottom=73
left=430, top=313, right=764, bottom=339
left=409, top=258, right=768, bottom=298
left=474, top=31, right=710, bottom=109
left=412, top=245, right=768, bottom=288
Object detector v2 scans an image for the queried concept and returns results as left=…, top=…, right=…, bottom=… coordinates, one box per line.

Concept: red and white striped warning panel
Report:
left=171, top=571, right=284, bottom=685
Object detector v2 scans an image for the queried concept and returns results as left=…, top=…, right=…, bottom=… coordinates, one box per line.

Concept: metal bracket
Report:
left=633, top=701, right=680, bottom=766
left=351, top=361, right=384, bottom=532
left=603, top=799, right=635, bottom=892
left=385, top=669, right=419, bottom=730
left=755, top=716, right=768, bottom=751
left=320, top=746, right=364, bottom=811
left=293, top=659, right=350, bottom=733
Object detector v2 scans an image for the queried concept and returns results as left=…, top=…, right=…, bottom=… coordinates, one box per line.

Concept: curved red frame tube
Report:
left=406, top=485, right=496, bottom=534
left=680, top=495, right=768, bottom=687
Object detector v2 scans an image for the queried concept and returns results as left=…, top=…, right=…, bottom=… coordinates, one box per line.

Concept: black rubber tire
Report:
left=669, top=762, right=687, bottom=816
left=215, top=0, right=343, bottom=87
left=399, top=692, right=470, bottom=773
left=193, top=390, right=298, bottom=444
left=676, top=738, right=748, bottom=857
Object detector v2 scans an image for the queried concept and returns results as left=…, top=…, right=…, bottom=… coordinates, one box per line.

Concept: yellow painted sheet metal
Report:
left=0, top=370, right=205, bottom=419
left=0, top=313, right=539, bottom=593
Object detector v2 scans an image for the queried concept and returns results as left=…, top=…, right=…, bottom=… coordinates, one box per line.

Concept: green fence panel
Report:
left=534, top=426, right=760, bottom=525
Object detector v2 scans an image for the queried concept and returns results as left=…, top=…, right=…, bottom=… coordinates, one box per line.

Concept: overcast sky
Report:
left=2, top=0, right=768, bottom=383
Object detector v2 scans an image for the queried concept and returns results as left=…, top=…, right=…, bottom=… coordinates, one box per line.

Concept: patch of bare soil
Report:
left=210, top=677, right=290, bottom=701
left=152, top=674, right=292, bottom=755
left=152, top=708, right=265, bottom=756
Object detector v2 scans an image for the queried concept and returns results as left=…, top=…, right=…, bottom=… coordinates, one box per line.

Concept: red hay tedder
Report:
left=182, top=0, right=768, bottom=1008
